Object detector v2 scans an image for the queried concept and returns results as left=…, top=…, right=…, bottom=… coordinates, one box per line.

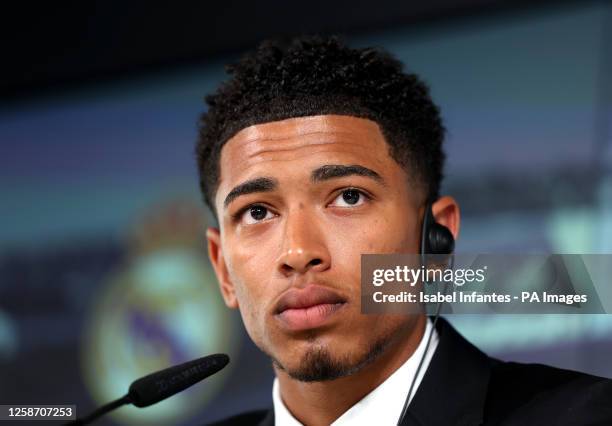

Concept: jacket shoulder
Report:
left=485, top=360, right=612, bottom=425
left=489, top=360, right=606, bottom=391
left=207, top=409, right=271, bottom=426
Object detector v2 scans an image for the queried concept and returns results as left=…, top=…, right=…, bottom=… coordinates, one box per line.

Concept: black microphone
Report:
left=65, top=353, right=229, bottom=425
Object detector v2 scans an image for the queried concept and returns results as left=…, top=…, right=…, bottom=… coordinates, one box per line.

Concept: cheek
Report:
left=224, top=242, right=279, bottom=337
left=329, top=214, right=418, bottom=258
left=373, top=204, right=420, bottom=252
left=227, top=272, right=267, bottom=345
left=226, top=234, right=277, bottom=295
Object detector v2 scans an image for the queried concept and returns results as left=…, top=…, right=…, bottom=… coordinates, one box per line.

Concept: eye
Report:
left=330, top=189, right=368, bottom=208
left=239, top=205, right=275, bottom=225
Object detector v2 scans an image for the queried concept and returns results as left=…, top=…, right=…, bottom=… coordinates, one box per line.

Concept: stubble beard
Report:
left=269, top=327, right=401, bottom=382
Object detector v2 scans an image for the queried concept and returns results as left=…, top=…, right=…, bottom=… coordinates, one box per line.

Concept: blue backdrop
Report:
left=1, top=2, right=611, bottom=425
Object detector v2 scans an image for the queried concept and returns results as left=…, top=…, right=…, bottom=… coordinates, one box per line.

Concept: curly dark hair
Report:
left=196, top=35, right=445, bottom=217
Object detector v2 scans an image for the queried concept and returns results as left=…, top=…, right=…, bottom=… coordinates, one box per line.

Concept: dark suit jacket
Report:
left=209, top=318, right=612, bottom=425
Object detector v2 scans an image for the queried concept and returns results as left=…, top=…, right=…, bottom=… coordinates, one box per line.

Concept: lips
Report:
left=274, top=285, right=347, bottom=331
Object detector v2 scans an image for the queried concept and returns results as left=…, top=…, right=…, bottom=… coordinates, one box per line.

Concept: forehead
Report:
left=221, top=114, right=391, bottom=168
left=216, top=115, right=405, bottom=203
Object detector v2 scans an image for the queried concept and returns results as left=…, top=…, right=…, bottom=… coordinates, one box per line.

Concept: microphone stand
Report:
left=64, top=395, right=130, bottom=426
left=61, top=353, right=229, bottom=426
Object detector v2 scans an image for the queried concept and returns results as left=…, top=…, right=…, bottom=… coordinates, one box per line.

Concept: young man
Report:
left=196, top=36, right=612, bottom=426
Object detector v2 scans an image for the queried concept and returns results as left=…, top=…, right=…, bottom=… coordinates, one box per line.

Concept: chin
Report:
left=273, top=333, right=390, bottom=382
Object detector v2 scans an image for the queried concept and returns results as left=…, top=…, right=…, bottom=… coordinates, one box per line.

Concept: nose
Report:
left=277, top=209, right=331, bottom=277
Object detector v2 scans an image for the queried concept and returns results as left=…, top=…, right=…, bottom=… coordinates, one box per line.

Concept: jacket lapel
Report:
left=258, top=408, right=274, bottom=426
left=400, top=318, right=491, bottom=426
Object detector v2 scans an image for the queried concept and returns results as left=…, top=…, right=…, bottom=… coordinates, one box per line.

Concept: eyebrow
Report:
left=311, top=164, right=385, bottom=185
left=223, top=177, right=277, bottom=208
left=223, top=164, right=385, bottom=209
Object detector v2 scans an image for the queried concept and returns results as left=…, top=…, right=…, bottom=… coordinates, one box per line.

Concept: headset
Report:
left=420, top=201, right=455, bottom=257
left=397, top=200, right=455, bottom=425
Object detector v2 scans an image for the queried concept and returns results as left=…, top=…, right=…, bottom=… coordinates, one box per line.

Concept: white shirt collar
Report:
left=272, top=318, right=439, bottom=426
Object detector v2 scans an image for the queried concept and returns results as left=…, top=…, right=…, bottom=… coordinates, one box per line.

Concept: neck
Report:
left=276, top=314, right=427, bottom=426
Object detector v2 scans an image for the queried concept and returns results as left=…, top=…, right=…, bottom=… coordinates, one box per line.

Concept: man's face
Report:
left=208, top=114, right=424, bottom=380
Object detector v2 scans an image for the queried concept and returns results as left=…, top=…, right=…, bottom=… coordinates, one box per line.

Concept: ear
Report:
left=431, top=196, right=460, bottom=241
left=206, top=227, right=239, bottom=309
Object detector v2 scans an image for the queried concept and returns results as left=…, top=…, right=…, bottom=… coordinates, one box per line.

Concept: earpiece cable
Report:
left=396, top=256, right=454, bottom=425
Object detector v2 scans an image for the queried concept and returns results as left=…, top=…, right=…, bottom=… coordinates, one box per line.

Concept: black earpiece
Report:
left=420, top=201, right=455, bottom=255
left=399, top=201, right=456, bottom=426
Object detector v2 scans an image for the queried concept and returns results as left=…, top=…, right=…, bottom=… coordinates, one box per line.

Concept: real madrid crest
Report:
left=82, top=198, right=239, bottom=425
